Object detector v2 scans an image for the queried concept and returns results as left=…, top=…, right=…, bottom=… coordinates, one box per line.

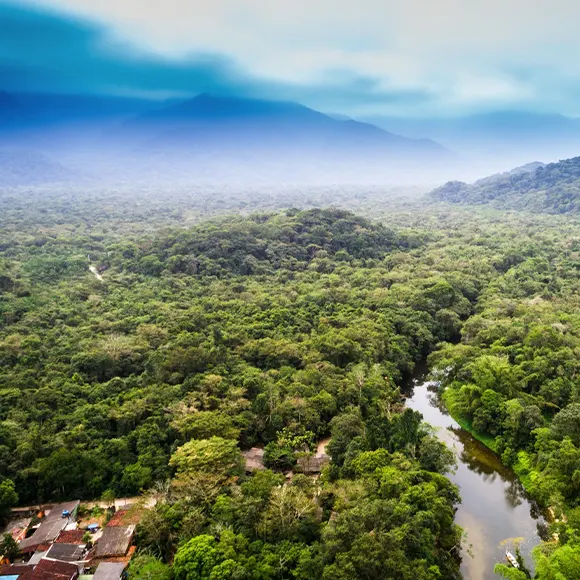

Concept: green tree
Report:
left=534, top=543, right=580, bottom=580
left=172, top=534, right=223, bottom=580
left=0, top=533, right=19, bottom=562
left=0, top=479, right=18, bottom=522
left=170, top=437, right=243, bottom=483
left=128, top=554, right=172, bottom=580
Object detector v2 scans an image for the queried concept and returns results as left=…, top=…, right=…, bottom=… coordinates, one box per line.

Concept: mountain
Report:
left=102, top=93, right=454, bottom=185
left=430, top=156, right=580, bottom=213
left=0, top=92, right=171, bottom=152
left=0, top=150, right=74, bottom=186
left=0, top=92, right=162, bottom=128
left=118, top=93, right=449, bottom=155
left=0, top=91, right=455, bottom=186
left=362, top=111, right=580, bottom=175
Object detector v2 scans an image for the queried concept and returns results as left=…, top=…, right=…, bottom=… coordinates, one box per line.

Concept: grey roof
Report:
left=45, top=542, right=86, bottom=562
left=94, top=526, right=135, bottom=558
left=93, top=563, right=125, bottom=580
left=19, top=501, right=80, bottom=551
left=28, top=550, right=48, bottom=566
left=242, top=447, right=265, bottom=471
left=296, top=453, right=330, bottom=474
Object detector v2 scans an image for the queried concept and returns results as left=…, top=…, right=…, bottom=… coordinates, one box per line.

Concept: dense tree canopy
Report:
left=3, top=183, right=580, bottom=578
left=431, top=156, right=580, bottom=213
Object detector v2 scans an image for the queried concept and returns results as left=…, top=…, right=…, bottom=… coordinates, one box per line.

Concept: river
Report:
left=405, top=370, right=546, bottom=580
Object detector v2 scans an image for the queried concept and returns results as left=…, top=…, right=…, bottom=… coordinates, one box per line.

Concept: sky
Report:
left=3, top=0, right=580, bottom=117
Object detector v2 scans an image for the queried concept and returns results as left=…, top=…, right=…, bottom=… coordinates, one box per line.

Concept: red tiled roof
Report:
left=105, top=509, right=141, bottom=527
left=55, top=531, right=84, bottom=544
left=0, top=563, right=32, bottom=575
left=26, top=558, right=79, bottom=580
left=20, top=543, right=52, bottom=555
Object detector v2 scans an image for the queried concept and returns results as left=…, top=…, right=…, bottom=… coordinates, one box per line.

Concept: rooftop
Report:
left=45, top=543, right=86, bottom=563
left=24, top=559, right=79, bottom=580
left=242, top=447, right=265, bottom=471
left=92, top=563, right=125, bottom=580
left=0, top=564, right=32, bottom=577
left=93, top=526, right=134, bottom=559
left=296, top=453, right=330, bottom=474
left=28, top=551, right=48, bottom=566
left=55, top=532, right=84, bottom=546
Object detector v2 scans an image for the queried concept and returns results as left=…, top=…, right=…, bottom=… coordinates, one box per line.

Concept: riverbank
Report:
left=451, top=412, right=499, bottom=453
left=440, top=386, right=560, bottom=526
left=407, top=375, right=545, bottom=579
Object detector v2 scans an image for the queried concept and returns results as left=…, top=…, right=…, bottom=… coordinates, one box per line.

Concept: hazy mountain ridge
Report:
left=363, top=111, right=580, bottom=173
left=108, top=93, right=454, bottom=184
left=431, top=156, right=580, bottom=213
left=0, top=91, right=454, bottom=186
left=0, top=149, right=76, bottom=186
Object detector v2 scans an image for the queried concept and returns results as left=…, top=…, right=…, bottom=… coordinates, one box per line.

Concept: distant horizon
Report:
left=3, top=87, right=580, bottom=122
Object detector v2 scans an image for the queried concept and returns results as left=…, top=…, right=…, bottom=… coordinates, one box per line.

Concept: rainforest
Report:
left=0, top=184, right=579, bottom=579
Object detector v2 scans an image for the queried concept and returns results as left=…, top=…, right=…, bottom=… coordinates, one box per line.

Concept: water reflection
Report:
left=405, top=374, right=545, bottom=579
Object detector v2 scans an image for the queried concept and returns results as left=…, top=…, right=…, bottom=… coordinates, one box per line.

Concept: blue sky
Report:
left=3, top=0, right=580, bottom=117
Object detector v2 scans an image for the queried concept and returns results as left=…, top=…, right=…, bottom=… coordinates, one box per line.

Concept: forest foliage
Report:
left=431, top=155, right=580, bottom=213
left=0, top=206, right=472, bottom=578
left=2, top=186, right=580, bottom=577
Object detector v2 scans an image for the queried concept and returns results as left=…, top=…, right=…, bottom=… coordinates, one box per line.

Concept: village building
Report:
left=92, top=526, right=134, bottom=560
left=27, top=551, right=48, bottom=567
left=43, top=544, right=86, bottom=564
left=4, top=518, right=32, bottom=544
left=0, top=563, right=32, bottom=577
left=19, top=502, right=80, bottom=555
left=92, top=562, right=125, bottom=580
left=8, top=500, right=138, bottom=579
left=296, top=452, right=330, bottom=474
left=25, top=558, right=79, bottom=580
left=242, top=447, right=265, bottom=471
left=0, top=559, right=79, bottom=580
left=53, top=532, right=84, bottom=546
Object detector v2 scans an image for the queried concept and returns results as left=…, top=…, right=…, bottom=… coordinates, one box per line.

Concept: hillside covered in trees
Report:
left=431, top=156, right=580, bottom=213
left=0, top=207, right=474, bottom=579
left=2, top=193, right=580, bottom=578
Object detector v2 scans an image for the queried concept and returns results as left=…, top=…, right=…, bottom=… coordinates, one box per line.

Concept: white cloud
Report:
left=17, top=0, right=580, bottom=115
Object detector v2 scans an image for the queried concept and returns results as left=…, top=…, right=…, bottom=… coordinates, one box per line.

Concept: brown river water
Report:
left=405, top=371, right=547, bottom=580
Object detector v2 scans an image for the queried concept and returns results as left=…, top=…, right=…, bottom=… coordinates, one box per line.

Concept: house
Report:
left=93, top=527, right=134, bottom=559
left=242, top=447, right=265, bottom=471
left=44, top=544, right=86, bottom=564
left=28, top=552, right=48, bottom=566
left=54, top=532, right=84, bottom=546
left=25, top=558, right=79, bottom=580
left=296, top=453, right=330, bottom=474
left=0, top=559, right=79, bottom=580
left=19, top=502, right=80, bottom=554
left=92, top=563, right=125, bottom=580
left=0, top=563, right=32, bottom=577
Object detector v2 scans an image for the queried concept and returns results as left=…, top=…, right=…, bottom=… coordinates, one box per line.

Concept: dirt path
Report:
left=89, top=265, right=104, bottom=282
left=316, top=436, right=331, bottom=456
